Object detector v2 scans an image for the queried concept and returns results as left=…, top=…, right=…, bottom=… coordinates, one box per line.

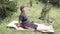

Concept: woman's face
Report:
left=22, top=7, right=26, bottom=12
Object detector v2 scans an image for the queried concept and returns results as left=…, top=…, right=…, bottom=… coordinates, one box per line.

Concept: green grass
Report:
left=0, top=0, right=60, bottom=34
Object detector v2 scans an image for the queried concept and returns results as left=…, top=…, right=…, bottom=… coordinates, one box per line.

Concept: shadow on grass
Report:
left=41, top=32, right=54, bottom=34
left=34, top=30, right=54, bottom=34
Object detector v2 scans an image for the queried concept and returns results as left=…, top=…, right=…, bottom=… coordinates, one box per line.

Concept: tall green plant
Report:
left=39, top=3, right=52, bottom=19
left=30, top=0, right=32, bottom=7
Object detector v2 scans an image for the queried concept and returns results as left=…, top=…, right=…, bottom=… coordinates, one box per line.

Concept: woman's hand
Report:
left=17, top=24, right=20, bottom=28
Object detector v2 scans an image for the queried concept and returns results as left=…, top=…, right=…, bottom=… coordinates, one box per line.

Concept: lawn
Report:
left=0, top=0, right=60, bottom=34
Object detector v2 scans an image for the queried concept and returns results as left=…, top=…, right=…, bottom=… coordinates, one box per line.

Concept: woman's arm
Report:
left=18, top=20, right=22, bottom=28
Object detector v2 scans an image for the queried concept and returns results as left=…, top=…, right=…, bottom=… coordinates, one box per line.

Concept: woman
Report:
left=18, top=6, right=54, bottom=32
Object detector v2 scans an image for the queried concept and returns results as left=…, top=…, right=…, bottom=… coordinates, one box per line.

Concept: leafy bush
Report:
left=38, top=0, right=60, bottom=6
left=0, top=0, right=17, bottom=19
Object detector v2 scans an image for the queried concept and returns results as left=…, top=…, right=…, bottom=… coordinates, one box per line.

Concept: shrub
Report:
left=0, top=0, right=17, bottom=19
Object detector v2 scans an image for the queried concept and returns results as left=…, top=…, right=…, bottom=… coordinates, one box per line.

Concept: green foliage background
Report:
left=0, top=0, right=60, bottom=34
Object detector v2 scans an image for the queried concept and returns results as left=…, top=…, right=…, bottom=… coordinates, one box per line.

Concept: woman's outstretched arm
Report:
left=18, top=20, right=22, bottom=28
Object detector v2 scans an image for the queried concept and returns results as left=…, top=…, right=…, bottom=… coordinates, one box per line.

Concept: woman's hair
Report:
left=20, top=5, right=25, bottom=11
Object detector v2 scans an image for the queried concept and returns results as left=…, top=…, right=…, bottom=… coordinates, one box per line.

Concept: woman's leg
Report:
left=25, top=26, right=35, bottom=31
left=36, top=26, right=50, bottom=32
left=34, top=23, right=54, bottom=32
